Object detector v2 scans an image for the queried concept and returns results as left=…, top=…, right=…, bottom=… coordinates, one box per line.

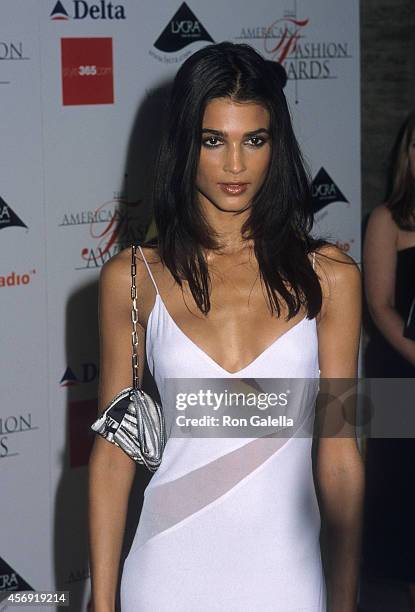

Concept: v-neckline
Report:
left=150, top=293, right=310, bottom=376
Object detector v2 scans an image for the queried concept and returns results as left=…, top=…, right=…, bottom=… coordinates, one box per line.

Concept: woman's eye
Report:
left=246, top=136, right=265, bottom=147
left=202, top=136, right=222, bottom=147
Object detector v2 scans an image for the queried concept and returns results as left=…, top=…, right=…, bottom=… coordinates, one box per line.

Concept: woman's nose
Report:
left=223, top=144, right=246, bottom=174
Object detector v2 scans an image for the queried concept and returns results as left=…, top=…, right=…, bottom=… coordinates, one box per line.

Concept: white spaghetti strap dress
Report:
left=120, top=247, right=326, bottom=611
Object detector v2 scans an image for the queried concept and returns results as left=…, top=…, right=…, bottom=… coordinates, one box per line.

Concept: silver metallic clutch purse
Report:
left=90, top=244, right=166, bottom=472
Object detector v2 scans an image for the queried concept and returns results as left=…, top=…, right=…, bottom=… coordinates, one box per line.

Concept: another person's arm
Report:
left=314, top=246, right=364, bottom=612
left=88, top=250, right=145, bottom=612
left=363, top=203, right=415, bottom=366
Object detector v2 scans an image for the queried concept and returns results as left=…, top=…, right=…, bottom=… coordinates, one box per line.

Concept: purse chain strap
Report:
left=131, top=244, right=139, bottom=390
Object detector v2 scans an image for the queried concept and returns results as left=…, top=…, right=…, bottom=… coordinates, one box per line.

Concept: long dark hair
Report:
left=385, top=110, right=415, bottom=230
left=148, top=41, right=330, bottom=319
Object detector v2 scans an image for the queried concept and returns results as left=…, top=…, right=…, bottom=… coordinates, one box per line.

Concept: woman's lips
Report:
left=219, top=183, right=249, bottom=196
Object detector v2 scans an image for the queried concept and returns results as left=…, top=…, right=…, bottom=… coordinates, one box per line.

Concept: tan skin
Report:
left=363, top=128, right=415, bottom=610
left=88, top=98, right=364, bottom=612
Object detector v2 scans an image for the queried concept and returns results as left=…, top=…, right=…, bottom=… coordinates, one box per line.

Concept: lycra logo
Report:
left=311, top=167, right=348, bottom=213
left=0, top=197, right=27, bottom=231
left=154, top=2, right=213, bottom=53
left=0, top=556, right=34, bottom=591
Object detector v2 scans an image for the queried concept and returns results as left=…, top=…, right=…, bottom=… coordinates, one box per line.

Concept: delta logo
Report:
left=61, top=37, right=114, bottom=105
left=50, top=0, right=126, bottom=21
left=311, top=167, right=348, bottom=214
left=0, top=197, right=27, bottom=231
left=60, top=363, right=99, bottom=387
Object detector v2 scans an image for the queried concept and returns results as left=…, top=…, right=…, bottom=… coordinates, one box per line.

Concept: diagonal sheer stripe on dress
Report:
left=133, top=379, right=318, bottom=551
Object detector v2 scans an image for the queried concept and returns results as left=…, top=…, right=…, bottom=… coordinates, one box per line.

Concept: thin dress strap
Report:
left=312, top=252, right=316, bottom=270
left=137, top=245, right=160, bottom=295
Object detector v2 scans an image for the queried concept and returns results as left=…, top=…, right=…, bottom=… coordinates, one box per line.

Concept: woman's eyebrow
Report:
left=201, top=128, right=271, bottom=137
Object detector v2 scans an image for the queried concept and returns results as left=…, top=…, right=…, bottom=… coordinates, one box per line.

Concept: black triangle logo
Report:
left=0, top=197, right=28, bottom=230
left=60, top=366, right=79, bottom=386
left=0, top=556, right=34, bottom=604
left=154, top=2, right=214, bottom=53
left=311, top=167, right=348, bottom=214
left=50, top=1, right=69, bottom=19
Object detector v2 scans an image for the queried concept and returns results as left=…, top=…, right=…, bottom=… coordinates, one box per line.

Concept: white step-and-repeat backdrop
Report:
left=1, top=1, right=360, bottom=610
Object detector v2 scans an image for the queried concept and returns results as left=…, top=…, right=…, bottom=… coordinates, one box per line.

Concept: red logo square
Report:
left=61, top=37, right=114, bottom=106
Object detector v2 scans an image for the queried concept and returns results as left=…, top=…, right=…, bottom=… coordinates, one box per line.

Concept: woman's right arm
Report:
left=88, top=248, right=146, bottom=612
left=363, top=204, right=415, bottom=366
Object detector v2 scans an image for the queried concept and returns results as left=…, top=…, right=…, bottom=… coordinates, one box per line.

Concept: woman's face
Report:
left=196, top=97, right=272, bottom=213
left=409, top=129, right=415, bottom=179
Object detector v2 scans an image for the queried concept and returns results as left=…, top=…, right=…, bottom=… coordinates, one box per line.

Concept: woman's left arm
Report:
left=314, top=246, right=365, bottom=612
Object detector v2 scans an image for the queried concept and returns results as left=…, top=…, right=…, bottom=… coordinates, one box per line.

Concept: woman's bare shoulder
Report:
left=368, top=202, right=394, bottom=223
left=314, top=242, right=359, bottom=269
left=365, top=203, right=398, bottom=244
left=98, top=245, right=164, bottom=329
left=367, top=203, right=399, bottom=233
left=98, top=244, right=161, bottom=308
left=313, top=243, right=361, bottom=317
left=100, top=244, right=160, bottom=282
left=99, top=246, right=130, bottom=290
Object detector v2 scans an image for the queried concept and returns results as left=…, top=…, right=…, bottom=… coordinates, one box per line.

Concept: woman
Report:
left=363, top=111, right=415, bottom=610
left=88, top=42, right=363, bottom=612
